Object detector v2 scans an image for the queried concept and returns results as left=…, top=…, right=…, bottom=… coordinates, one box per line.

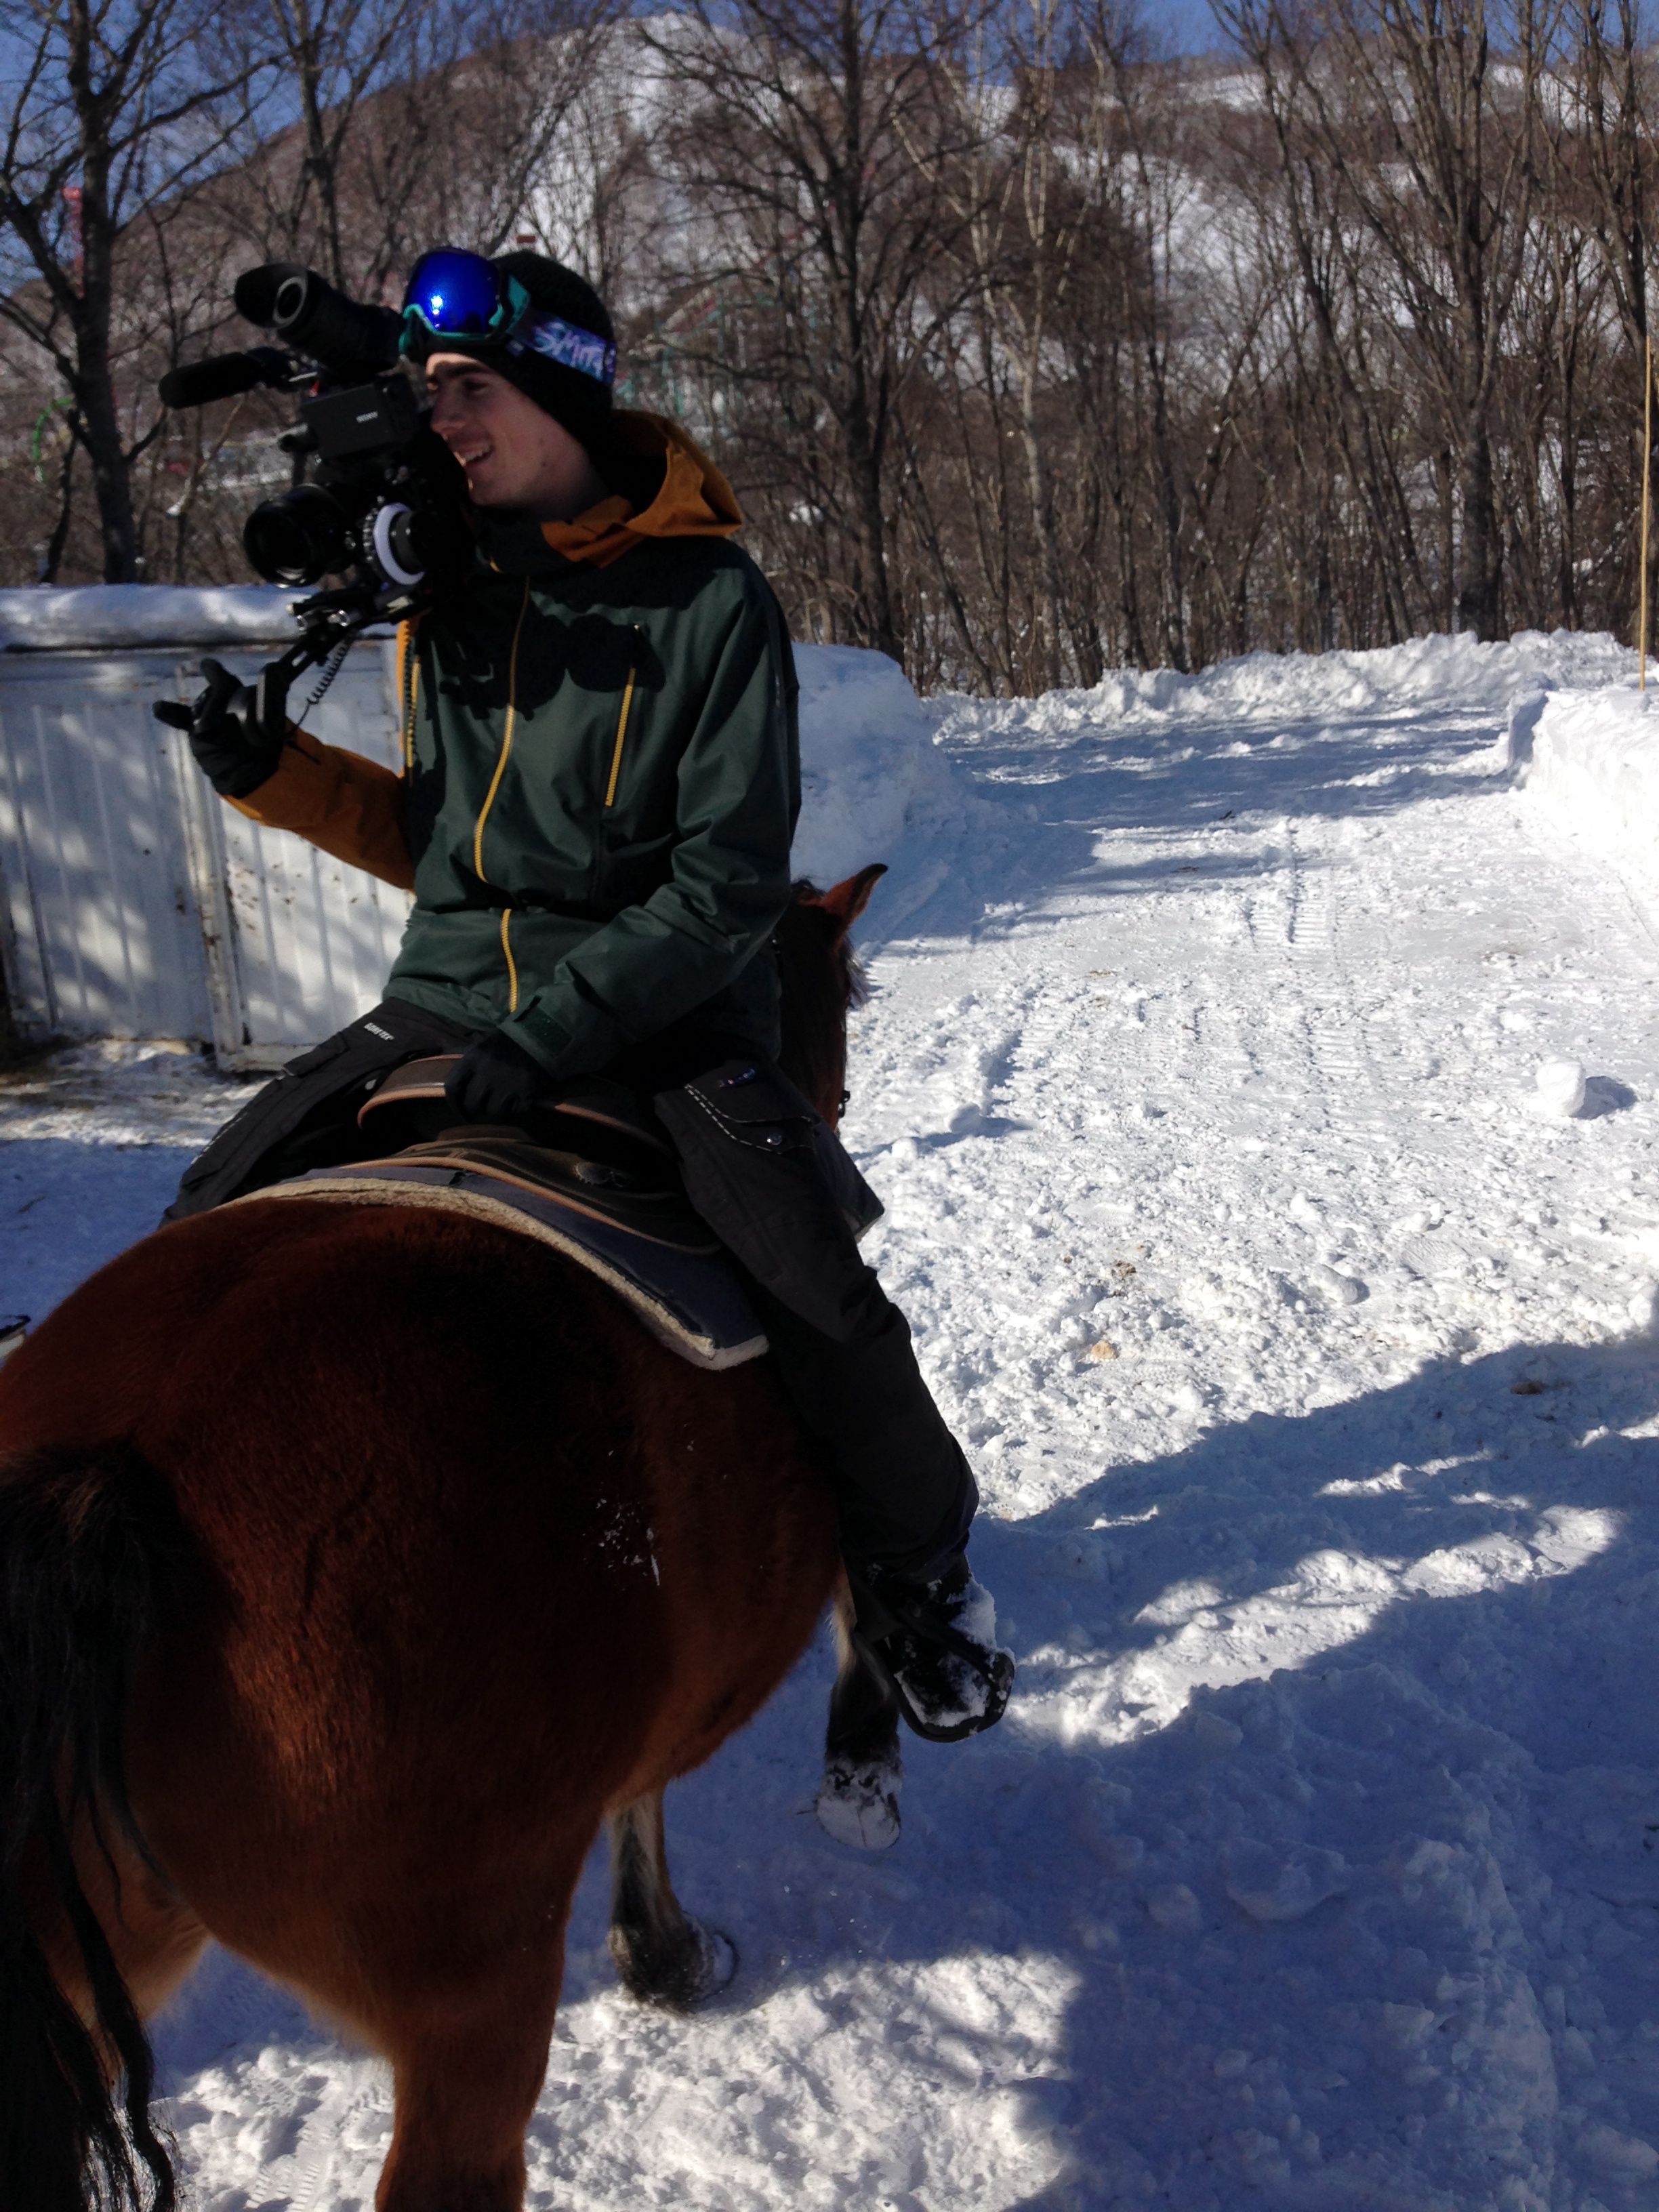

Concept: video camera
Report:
left=155, top=262, right=466, bottom=736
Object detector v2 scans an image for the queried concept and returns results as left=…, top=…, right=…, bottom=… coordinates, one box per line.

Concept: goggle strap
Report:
left=505, top=311, right=617, bottom=388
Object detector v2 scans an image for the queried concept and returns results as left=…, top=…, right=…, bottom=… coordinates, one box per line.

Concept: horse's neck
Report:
left=774, top=917, right=848, bottom=1126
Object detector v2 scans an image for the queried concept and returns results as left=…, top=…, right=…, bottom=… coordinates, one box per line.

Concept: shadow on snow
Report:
left=150, top=1335, right=1659, bottom=2203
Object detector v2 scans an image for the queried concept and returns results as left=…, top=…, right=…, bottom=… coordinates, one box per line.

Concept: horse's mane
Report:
left=774, top=882, right=869, bottom=1124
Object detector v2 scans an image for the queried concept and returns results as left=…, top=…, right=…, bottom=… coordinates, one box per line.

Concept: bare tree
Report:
left=9, top=0, right=1655, bottom=681
left=228, top=0, right=424, bottom=285
left=1559, top=0, right=1651, bottom=344
left=1221, top=0, right=1558, bottom=639
left=979, top=0, right=1080, bottom=689
left=0, top=0, right=264, bottom=579
left=639, top=0, right=994, bottom=664
left=1544, top=0, right=1655, bottom=637
left=340, top=0, right=615, bottom=300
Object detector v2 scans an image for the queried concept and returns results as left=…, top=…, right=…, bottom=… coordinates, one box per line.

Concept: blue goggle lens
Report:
left=402, top=250, right=506, bottom=337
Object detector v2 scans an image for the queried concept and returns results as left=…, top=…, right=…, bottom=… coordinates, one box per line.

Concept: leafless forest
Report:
left=3, top=1, right=1658, bottom=693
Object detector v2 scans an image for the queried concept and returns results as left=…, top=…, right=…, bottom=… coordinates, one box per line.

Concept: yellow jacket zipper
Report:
left=605, top=642, right=639, bottom=811
left=464, top=579, right=532, bottom=1014
left=397, top=615, right=425, bottom=775
left=500, top=907, right=520, bottom=1012
left=472, top=579, right=532, bottom=886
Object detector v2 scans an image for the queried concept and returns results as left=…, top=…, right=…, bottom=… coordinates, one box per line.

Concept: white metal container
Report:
left=0, top=590, right=411, bottom=1071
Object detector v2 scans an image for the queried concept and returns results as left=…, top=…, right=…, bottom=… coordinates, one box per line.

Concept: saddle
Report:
left=235, top=1056, right=769, bottom=1371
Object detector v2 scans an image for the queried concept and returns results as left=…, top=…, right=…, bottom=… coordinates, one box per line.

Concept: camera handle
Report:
left=154, top=632, right=331, bottom=747
left=253, top=611, right=375, bottom=737
left=254, top=636, right=316, bottom=741
left=157, top=577, right=425, bottom=751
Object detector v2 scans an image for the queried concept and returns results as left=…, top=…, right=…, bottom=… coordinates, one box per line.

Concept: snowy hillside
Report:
left=3, top=628, right=1659, bottom=2211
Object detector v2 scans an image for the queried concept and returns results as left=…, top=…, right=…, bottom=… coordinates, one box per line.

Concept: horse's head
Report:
left=774, top=865, right=886, bottom=1126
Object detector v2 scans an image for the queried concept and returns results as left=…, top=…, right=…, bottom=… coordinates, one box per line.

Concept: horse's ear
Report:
left=818, top=863, right=887, bottom=931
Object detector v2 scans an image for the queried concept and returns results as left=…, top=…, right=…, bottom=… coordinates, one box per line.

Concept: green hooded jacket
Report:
left=231, top=412, right=801, bottom=1077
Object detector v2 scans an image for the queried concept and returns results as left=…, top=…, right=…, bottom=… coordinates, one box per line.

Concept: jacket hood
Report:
left=472, top=411, right=743, bottom=577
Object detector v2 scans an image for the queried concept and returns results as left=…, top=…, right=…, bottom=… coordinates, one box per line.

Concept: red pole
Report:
left=62, top=185, right=83, bottom=293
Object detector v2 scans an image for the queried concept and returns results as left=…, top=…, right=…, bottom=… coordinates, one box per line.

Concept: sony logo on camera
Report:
left=301, top=377, right=422, bottom=462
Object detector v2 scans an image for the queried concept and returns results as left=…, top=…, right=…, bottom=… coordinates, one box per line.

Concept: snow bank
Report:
left=1521, top=684, right=1659, bottom=922
left=946, top=627, right=1635, bottom=741
left=0, top=584, right=306, bottom=649
left=792, top=644, right=968, bottom=884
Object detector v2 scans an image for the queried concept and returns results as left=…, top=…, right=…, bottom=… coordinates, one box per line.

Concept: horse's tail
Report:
left=0, top=1443, right=181, bottom=2212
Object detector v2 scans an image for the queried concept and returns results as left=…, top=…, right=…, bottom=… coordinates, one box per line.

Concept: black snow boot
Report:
left=847, top=1555, right=1015, bottom=1744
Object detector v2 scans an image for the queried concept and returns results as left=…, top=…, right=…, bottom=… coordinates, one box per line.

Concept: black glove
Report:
left=155, top=657, right=285, bottom=799
left=445, top=1029, right=552, bottom=1122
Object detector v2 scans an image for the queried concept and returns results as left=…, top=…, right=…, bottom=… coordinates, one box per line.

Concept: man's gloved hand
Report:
left=445, top=1029, right=551, bottom=1122
left=155, top=658, right=285, bottom=799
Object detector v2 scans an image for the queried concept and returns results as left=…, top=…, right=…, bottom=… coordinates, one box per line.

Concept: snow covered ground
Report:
left=5, top=628, right=1659, bottom=2211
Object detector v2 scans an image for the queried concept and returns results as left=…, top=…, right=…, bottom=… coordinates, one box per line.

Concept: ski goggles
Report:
left=399, top=249, right=615, bottom=386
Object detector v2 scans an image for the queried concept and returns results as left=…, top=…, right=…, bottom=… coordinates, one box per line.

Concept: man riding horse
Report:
left=165, top=249, right=1012, bottom=1743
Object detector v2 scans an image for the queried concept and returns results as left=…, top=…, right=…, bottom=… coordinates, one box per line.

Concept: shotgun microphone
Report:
left=158, top=346, right=295, bottom=411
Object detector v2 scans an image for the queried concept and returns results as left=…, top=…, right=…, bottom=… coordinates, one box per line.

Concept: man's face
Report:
left=424, top=354, right=596, bottom=516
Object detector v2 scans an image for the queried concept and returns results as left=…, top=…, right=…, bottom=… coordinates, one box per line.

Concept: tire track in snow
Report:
left=1280, top=819, right=1395, bottom=1156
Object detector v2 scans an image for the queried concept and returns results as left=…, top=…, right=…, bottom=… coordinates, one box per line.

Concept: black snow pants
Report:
left=164, top=1002, right=976, bottom=1578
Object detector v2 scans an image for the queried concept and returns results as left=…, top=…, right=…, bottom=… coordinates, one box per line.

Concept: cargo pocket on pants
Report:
left=653, top=1058, right=884, bottom=1338
left=681, top=1061, right=882, bottom=1235
left=680, top=1059, right=816, bottom=1148
left=166, top=1004, right=472, bottom=1220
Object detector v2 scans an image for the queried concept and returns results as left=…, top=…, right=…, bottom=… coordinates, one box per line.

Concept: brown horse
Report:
left=0, top=866, right=901, bottom=2212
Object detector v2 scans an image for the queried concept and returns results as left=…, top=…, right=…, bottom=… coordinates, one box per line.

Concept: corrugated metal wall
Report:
left=0, top=630, right=411, bottom=1070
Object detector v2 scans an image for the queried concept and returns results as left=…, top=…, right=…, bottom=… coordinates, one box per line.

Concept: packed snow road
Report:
left=3, top=632, right=1658, bottom=2211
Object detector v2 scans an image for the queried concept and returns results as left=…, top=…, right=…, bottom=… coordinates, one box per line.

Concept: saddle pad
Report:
left=231, top=1164, right=769, bottom=1372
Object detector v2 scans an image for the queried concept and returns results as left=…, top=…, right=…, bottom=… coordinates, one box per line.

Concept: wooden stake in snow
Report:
left=1643, top=331, right=1653, bottom=693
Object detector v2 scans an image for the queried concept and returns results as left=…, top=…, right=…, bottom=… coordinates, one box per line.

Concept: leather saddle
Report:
left=239, top=1056, right=769, bottom=1371
left=354, top=1058, right=712, bottom=1250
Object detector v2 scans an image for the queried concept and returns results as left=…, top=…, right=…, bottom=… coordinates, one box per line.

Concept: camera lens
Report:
left=233, top=264, right=402, bottom=378
left=243, top=484, right=352, bottom=584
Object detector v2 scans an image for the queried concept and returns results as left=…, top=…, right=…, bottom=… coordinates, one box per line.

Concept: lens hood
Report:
left=234, top=263, right=401, bottom=381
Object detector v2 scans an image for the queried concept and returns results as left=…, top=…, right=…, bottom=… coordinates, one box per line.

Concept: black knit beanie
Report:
left=491, top=253, right=615, bottom=442
left=489, top=253, right=667, bottom=504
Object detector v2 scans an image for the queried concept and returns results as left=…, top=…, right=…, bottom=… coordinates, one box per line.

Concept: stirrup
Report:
left=847, top=1569, right=1015, bottom=1744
